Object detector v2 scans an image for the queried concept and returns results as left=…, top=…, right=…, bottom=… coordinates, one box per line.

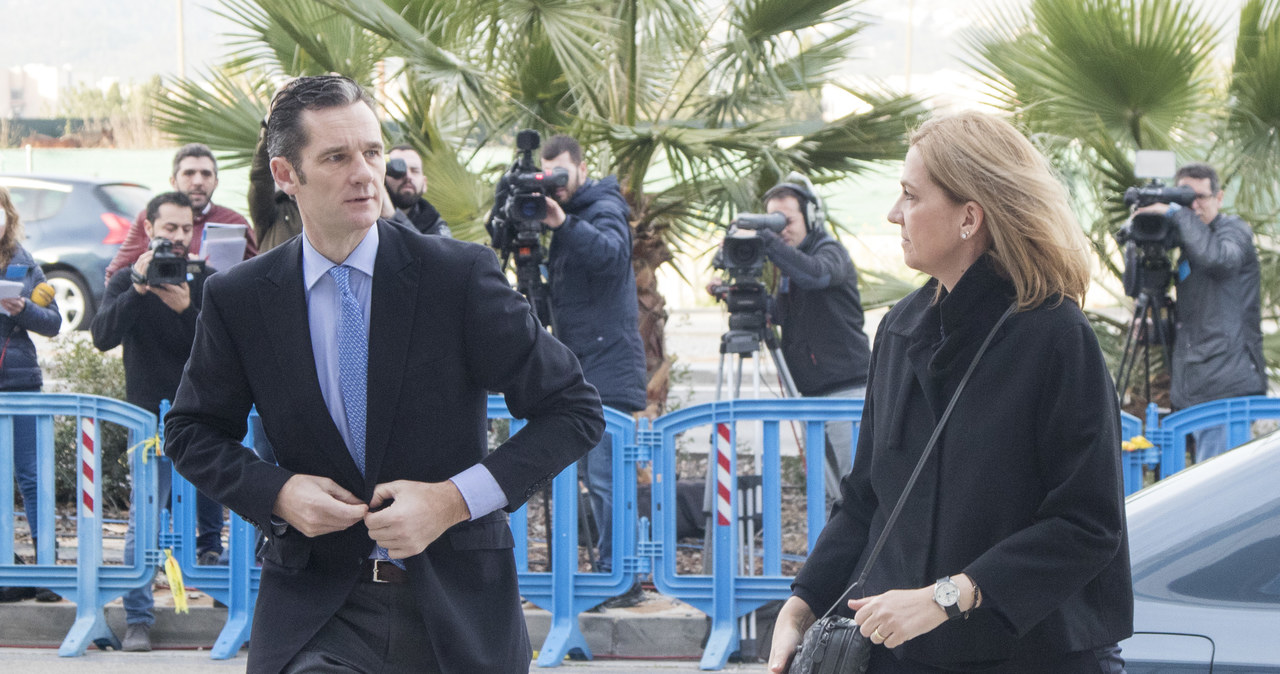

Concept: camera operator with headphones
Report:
left=759, top=175, right=871, bottom=495
left=1133, top=162, right=1266, bottom=462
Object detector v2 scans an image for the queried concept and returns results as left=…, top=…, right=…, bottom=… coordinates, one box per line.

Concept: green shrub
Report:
left=40, top=333, right=133, bottom=512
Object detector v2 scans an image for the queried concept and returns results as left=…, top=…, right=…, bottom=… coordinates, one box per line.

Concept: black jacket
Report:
left=90, top=266, right=207, bottom=414
left=0, top=247, right=62, bottom=390
left=793, top=256, right=1132, bottom=671
left=1168, top=209, right=1266, bottom=407
left=548, top=176, right=647, bottom=412
left=400, top=197, right=451, bottom=237
left=763, top=228, right=870, bottom=395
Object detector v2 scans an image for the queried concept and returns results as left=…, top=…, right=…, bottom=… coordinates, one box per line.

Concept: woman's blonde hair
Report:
left=911, top=111, right=1091, bottom=309
left=0, top=186, right=26, bottom=269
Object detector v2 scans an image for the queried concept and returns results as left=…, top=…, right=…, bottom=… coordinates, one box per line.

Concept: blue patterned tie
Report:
left=329, top=265, right=367, bottom=472
left=329, top=266, right=400, bottom=568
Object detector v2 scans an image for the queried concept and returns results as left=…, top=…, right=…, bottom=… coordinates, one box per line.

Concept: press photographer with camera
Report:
left=385, top=144, right=451, bottom=237
left=710, top=174, right=870, bottom=496
left=90, top=191, right=224, bottom=652
left=1131, top=162, right=1266, bottom=462
left=537, top=135, right=647, bottom=583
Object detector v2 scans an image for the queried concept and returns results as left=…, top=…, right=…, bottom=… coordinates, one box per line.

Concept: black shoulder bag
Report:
left=789, top=303, right=1017, bottom=674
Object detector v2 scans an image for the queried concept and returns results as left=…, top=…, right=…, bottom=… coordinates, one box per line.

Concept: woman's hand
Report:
left=848, top=574, right=977, bottom=650
left=768, top=596, right=816, bottom=673
left=0, top=296, right=26, bottom=315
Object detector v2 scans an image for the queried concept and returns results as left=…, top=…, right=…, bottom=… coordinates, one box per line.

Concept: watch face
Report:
left=935, top=581, right=960, bottom=606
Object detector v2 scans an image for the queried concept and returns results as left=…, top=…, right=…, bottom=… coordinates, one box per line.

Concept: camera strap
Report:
left=816, top=301, right=1017, bottom=621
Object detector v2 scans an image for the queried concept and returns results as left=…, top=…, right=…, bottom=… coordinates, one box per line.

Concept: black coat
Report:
left=165, top=222, right=604, bottom=673
left=793, top=256, right=1132, bottom=671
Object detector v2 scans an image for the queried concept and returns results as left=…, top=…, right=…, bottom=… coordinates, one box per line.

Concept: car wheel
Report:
left=44, top=270, right=94, bottom=332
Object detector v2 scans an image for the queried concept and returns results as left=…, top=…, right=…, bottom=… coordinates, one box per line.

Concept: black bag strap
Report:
left=817, top=302, right=1018, bottom=621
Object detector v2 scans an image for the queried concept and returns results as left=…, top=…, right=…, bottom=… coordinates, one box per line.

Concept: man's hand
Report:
left=1134, top=202, right=1171, bottom=216
left=0, top=297, right=25, bottom=315
left=541, top=197, right=567, bottom=229
left=272, top=474, right=368, bottom=537
left=132, top=249, right=155, bottom=295
left=149, top=282, right=192, bottom=314
left=365, top=480, right=471, bottom=559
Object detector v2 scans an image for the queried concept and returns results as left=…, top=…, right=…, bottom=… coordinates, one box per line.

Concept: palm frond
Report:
left=151, top=68, right=273, bottom=170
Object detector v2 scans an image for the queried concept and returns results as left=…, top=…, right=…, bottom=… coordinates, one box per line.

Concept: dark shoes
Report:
left=588, top=582, right=647, bottom=612
left=0, top=586, right=58, bottom=602
left=122, top=623, right=152, bottom=652
left=197, top=550, right=223, bottom=566
left=0, top=586, right=37, bottom=602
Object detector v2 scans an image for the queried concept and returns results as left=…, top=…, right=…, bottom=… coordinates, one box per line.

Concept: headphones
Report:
left=762, top=171, right=825, bottom=233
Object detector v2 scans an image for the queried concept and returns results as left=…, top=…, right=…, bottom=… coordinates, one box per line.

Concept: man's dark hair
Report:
left=146, top=191, right=193, bottom=224
left=266, top=75, right=377, bottom=181
left=171, top=143, right=217, bottom=178
left=1176, top=162, right=1220, bottom=194
left=541, top=134, right=582, bottom=164
left=389, top=143, right=418, bottom=155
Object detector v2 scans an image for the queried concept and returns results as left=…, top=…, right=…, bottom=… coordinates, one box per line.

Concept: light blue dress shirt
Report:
left=301, top=225, right=506, bottom=520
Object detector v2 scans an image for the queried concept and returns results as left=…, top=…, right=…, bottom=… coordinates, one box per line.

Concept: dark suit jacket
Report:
left=793, top=256, right=1132, bottom=671
left=165, top=221, right=604, bottom=673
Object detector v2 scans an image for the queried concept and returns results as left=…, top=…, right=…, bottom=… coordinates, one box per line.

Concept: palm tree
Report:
left=963, top=0, right=1280, bottom=397
left=154, top=0, right=927, bottom=413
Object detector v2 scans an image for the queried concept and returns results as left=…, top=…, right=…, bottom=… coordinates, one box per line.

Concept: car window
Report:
left=4, top=186, right=69, bottom=222
left=98, top=183, right=152, bottom=217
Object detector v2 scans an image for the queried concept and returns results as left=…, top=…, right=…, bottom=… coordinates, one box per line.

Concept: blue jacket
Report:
left=0, top=247, right=62, bottom=390
left=548, top=176, right=647, bottom=412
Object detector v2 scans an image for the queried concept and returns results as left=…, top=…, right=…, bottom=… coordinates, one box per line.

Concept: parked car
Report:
left=1121, top=427, right=1280, bottom=672
left=0, top=174, right=151, bottom=331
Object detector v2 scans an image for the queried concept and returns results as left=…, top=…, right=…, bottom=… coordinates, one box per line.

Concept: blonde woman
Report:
left=771, top=112, right=1132, bottom=673
left=0, top=185, right=62, bottom=603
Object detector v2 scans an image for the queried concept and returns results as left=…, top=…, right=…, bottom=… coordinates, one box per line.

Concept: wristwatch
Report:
left=933, top=576, right=963, bottom=620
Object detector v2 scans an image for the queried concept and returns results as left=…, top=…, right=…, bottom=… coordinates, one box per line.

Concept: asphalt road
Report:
left=0, top=648, right=770, bottom=672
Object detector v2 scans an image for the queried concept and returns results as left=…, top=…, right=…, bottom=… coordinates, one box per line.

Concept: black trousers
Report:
left=280, top=579, right=439, bottom=673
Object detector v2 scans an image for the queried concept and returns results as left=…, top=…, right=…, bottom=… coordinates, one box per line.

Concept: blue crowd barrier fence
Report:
left=0, top=393, right=159, bottom=656
left=8, top=392, right=1276, bottom=667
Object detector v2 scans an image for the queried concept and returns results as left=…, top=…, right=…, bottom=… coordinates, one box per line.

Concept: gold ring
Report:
left=873, top=628, right=885, bottom=641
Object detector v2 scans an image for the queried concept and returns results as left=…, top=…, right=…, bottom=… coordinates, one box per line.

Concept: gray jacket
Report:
left=1170, top=208, right=1267, bottom=408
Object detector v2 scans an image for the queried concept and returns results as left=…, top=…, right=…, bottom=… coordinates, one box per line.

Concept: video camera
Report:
left=711, top=212, right=787, bottom=333
left=1114, top=151, right=1195, bottom=299
left=141, top=237, right=203, bottom=286
left=486, top=129, right=569, bottom=327
left=487, top=130, right=570, bottom=258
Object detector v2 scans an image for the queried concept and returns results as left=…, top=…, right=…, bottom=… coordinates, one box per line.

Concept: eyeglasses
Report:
left=1193, top=192, right=1216, bottom=202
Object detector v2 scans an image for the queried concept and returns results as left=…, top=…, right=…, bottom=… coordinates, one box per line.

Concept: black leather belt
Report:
left=361, top=558, right=409, bottom=584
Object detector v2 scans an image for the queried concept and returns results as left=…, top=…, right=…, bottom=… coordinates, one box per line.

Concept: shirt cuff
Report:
left=450, top=463, right=508, bottom=521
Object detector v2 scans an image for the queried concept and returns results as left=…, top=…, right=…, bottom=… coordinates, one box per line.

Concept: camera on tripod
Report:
left=711, top=212, right=787, bottom=334
left=487, top=130, right=570, bottom=256
left=486, top=129, right=570, bottom=327
left=1114, top=151, right=1196, bottom=299
left=141, top=237, right=201, bottom=286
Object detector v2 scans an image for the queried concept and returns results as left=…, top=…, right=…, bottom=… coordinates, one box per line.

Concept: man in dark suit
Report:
left=164, top=75, right=603, bottom=673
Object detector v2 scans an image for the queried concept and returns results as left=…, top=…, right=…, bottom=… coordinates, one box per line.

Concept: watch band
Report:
left=130, top=269, right=147, bottom=285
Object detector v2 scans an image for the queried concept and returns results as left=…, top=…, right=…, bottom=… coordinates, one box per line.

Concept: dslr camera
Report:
left=140, top=238, right=203, bottom=286
left=711, top=212, right=786, bottom=333
left=386, top=157, right=408, bottom=180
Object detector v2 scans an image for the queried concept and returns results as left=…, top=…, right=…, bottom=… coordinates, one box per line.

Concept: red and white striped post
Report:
left=80, top=417, right=96, bottom=519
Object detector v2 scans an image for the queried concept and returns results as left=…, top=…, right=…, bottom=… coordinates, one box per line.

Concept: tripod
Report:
left=1115, top=265, right=1175, bottom=406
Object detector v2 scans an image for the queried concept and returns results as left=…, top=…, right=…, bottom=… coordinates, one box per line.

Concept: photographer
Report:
left=90, top=192, right=224, bottom=652
left=1133, top=162, right=1266, bottom=462
left=386, top=144, right=451, bottom=237
left=716, top=175, right=870, bottom=496
left=540, top=135, right=647, bottom=585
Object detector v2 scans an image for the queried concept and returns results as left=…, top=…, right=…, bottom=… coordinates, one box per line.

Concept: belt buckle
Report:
left=371, top=559, right=393, bottom=584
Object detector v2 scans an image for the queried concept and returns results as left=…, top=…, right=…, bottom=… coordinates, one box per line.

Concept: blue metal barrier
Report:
left=0, top=393, right=159, bottom=656
left=157, top=399, right=261, bottom=660
left=646, top=397, right=863, bottom=670
left=1118, top=411, right=1151, bottom=495
left=491, top=396, right=641, bottom=667
left=1143, top=396, right=1280, bottom=479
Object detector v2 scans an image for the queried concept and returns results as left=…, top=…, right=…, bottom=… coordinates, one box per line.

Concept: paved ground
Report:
left=0, top=647, right=770, bottom=672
